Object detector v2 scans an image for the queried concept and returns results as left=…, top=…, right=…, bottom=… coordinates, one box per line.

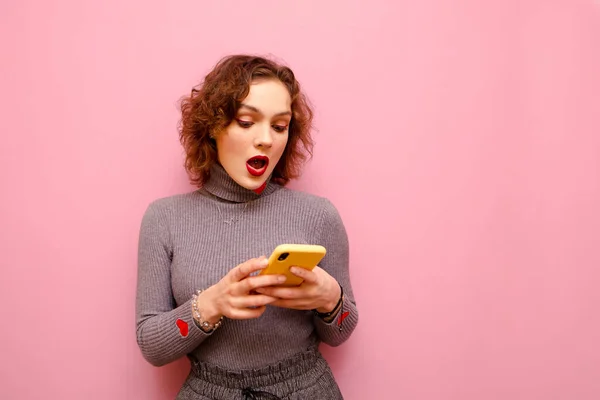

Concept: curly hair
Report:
left=177, top=54, right=315, bottom=187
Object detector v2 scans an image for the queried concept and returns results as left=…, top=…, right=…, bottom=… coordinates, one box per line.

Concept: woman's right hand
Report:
left=196, top=256, right=285, bottom=323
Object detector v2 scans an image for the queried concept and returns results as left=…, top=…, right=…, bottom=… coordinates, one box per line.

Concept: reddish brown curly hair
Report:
left=177, top=54, right=315, bottom=187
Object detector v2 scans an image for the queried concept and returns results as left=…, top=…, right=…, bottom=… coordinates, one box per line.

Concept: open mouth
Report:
left=246, top=155, right=269, bottom=177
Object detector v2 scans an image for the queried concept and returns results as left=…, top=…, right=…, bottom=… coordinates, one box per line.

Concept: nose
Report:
left=254, top=123, right=273, bottom=148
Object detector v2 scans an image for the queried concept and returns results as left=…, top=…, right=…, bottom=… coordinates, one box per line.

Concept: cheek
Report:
left=268, top=136, right=289, bottom=168
left=217, top=130, right=250, bottom=156
left=274, top=134, right=289, bottom=154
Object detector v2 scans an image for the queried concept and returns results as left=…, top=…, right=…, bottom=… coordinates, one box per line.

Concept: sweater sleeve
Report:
left=313, top=199, right=359, bottom=346
left=135, top=201, right=212, bottom=366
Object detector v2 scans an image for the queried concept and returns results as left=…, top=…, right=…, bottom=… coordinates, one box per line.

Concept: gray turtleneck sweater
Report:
left=135, top=164, right=359, bottom=369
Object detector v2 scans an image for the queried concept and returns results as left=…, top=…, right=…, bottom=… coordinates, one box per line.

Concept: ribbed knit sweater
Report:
left=135, top=163, right=358, bottom=369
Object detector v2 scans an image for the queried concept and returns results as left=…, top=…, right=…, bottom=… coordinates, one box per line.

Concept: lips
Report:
left=246, top=155, right=269, bottom=177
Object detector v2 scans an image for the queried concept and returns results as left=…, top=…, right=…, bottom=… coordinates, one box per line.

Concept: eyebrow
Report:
left=239, top=103, right=292, bottom=117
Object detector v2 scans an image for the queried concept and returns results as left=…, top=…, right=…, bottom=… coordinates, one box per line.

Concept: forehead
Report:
left=240, top=79, right=291, bottom=114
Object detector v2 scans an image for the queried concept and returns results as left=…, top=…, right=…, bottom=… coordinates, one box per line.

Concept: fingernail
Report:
left=290, top=267, right=298, bottom=274
left=278, top=276, right=286, bottom=283
left=261, top=259, right=268, bottom=266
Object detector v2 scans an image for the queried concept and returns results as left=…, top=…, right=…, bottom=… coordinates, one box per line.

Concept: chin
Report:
left=245, top=180, right=265, bottom=191
left=235, top=175, right=266, bottom=191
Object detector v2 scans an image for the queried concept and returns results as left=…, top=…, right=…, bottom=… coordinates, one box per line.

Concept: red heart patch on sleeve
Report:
left=176, top=319, right=189, bottom=337
left=337, top=311, right=350, bottom=326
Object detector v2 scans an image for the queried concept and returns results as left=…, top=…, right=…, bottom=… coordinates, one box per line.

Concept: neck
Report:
left=202, top=163, right=279, bottom=203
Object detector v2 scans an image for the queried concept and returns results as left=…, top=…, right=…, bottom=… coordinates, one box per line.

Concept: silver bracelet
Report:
left=191, top=290, right=223, bottom=333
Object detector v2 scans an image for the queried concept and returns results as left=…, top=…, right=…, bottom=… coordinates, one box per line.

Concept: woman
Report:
left=136, top=54, right=359, bottom=399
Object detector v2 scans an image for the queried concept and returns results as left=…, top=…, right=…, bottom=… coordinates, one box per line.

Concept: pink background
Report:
left=1, top=1, right=599, bottom=399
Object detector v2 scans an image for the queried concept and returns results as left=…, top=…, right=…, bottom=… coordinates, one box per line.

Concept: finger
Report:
left=230, top=294, right=278, bottom=309
left=255, top=287, right=303, bottom=299
left=289, top=266, right=319, bottom=284
left=270, top=299, right=314, bottom=310
left=235, top=274, right=286, bottom=294
left=226, top=305, right=267, bottom=320
left=229, top=257, right=268, bottom=282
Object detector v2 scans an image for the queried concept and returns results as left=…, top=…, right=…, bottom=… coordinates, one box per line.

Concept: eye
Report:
left=272, top=125, right=288, bottom=133
left=236, top=119, right=254, bottom=128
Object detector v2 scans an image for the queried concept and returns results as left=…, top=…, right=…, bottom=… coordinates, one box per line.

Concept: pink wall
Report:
left=1, top=1, right=599, bottom=399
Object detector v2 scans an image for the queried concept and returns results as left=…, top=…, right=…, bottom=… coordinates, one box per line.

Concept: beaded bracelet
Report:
left=191, top=290, right=223, bottom=333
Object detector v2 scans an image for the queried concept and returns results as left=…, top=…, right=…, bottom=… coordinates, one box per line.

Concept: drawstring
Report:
left=242, top=387, right=281, bottom=400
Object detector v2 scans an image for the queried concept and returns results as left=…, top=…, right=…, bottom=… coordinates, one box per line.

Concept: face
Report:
left=215, top=79, right=292, bottom=191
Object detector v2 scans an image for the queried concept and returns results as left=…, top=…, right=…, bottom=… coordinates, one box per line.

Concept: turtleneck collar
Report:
left=202, top=162, right=280, bottom=203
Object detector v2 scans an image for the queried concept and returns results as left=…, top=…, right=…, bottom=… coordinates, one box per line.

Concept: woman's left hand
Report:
left=255, top=266, right=341, bottom=313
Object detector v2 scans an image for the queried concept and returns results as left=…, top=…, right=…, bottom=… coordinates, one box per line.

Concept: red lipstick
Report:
left=246, top=155, right=269, bottom=177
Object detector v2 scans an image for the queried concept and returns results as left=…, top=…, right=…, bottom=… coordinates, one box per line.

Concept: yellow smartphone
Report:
left=259, top=244, right=327, bottom=286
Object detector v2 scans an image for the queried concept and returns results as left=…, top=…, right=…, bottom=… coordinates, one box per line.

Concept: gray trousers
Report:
left=176, top=346, right=344, bottom=400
